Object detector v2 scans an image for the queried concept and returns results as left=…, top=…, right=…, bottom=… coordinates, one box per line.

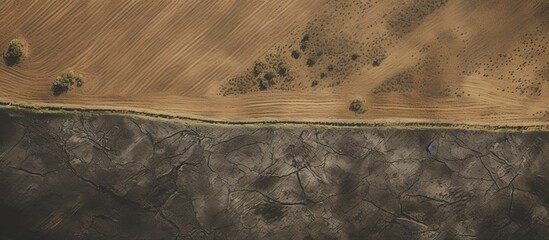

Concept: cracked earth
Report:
left=0, top=111, right=548, bottom=239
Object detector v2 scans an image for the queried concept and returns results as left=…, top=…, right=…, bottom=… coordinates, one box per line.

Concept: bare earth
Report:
left=2, top=111, right=549, bottom=239
left=1, top=0, right=548, bottom=127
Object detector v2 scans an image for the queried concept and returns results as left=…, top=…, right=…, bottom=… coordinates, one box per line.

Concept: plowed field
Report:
left=1, top=0, right=548, bottom=127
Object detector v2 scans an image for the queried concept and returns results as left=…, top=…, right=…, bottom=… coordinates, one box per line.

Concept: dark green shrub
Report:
left=252, top=62, right=266, bottom=77
left=320, top=73, right=327, bottom=79
left=52, top=71, right=84, bottom=96
left=301, top=34, right=309, bottom=42
left=291, top=50, right=300, bottom=59
left=264, top=72, right=276, bottom=85
left=349, top=99, right=365, bottom=113
left=263, top=72, right=274, bottom=81
left=372, top=59, right=381, bottom=67
left=76, top=78, right=84, bottom=87
left=3, top=39, right=23, bottom=66
left=306, top=58, right=315, bottom=67
left=258, top=79, right=268, bottom=91
left=300, top=34, right=309, bottom=51
left=300, top=42, right=307, bottom=51
left=276, top=64, right=287, bottom=76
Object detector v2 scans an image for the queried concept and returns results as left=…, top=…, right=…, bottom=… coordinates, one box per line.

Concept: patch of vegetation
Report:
left=349, top=99, right=366, bottom=113
left=222, top=54, right=296, bottom=95
left=259, top=79, right=268, bottom=91
left=300, top=34, right=310, bottom=51
left=301, top=34, right=310, bottom=42
left=276, top=64, right=288, bottom=76
left=264, top=72, right=275, bottom=81
left=52, top=71, right=84, bottom=96
left=372, top=71, right=415, bottom=94
left=351, top=54, right=360, bottom=61
left=372, top=59, right=381, bottom=67
left=291, top=50, right=300, bottom=59
left=3, top=39, right=23, bottom=66
left=306, top=58, right=316, bottom=67
left=263, top=71, right=276, bottom=86
left=311, top=79, right=318, bottom=87
left=387, top=0, right=448, bottom=38
left=300, top=43, right=307, bottom=51
left=320, top=73, right=327, bottom=79
left=253, top=62, right=266, bottom=77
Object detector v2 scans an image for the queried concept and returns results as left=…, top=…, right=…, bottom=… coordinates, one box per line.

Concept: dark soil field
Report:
left=1, top=110, right=548, bottom=239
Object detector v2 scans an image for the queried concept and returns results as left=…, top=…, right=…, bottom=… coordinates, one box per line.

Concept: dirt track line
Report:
left=1, top=101, right=548, bottom=132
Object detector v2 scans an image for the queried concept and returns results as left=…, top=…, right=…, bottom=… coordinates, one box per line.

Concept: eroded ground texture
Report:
left=1, top=111, right=549, bottom=240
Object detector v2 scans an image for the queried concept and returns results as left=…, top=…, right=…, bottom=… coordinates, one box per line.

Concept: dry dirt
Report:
left=1, top=0, right=548, bottom=127
left=2, top=110, right=549, bottom=239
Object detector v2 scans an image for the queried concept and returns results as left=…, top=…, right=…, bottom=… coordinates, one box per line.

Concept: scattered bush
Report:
left=76, top=78, right=84, bottom=87
left=258, top=79, right=268, bottom=91
left=291, top=50, right=300, bottom=59
left=306, top=58, right=316, bottom=67
left=264, top=72, right=276, bottom=85
left=372, top=59, right=381, bottom=67
left=276, top=64, right=288, bottom=76
left=351, top=54, right=360, bottom=61
left=3, top=39, right=23, bottom=66
left=253, top=62, right=266, bottom=76
left=264, top=72, right=274, bottom=81
left=349, top=99, right=366, bottom=113
left=300, top=34, right=310, bottom=51
left=301, top=34, right=310, bottom=42
left=320, top=73, right=327, bottom=79
left=52, top=71, right=84, bottom=96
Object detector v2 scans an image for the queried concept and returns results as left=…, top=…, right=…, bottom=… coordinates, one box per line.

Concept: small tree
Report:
left=291, top=50, right=300, bottom=59
left=306, top=58, right=315, bottom=67
left=252, top=62, right=266, bottom=77
left=276, top=64, right=288, bottom=76
left=349, top=99, right=366, bottom=113
left=372, top=59, right=381, bottom=67
left=3, top=39, right=23, bottom=66
left=52, top=71, right=84, bottom=96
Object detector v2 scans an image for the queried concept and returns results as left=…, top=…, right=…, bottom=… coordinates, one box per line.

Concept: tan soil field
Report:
left=0, top=0, right=548, bottom=127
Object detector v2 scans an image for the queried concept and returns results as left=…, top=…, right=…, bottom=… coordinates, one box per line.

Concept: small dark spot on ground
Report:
left=320, top=73, right=327, bottom=79
left=264, top=72, right=274, bottom=81
left=372, top=59, right=381, bottom=67
left=349, top=99, right=366, bottom=113
left=259, top=80, right=268, bottom=91
left=301, top=34, right=309, bottom=43
left=253, top=202, right=286, bottom=223
left=307, top=59, right=316, bottom=67
left=291, top=50, right=300, bottom=59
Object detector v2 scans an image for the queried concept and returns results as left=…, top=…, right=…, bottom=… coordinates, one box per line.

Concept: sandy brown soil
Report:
left=0, top=0, right=548, bottom=127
